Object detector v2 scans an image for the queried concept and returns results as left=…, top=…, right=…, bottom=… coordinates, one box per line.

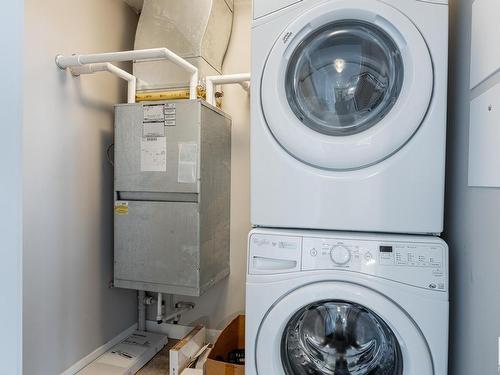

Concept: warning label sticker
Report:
left=114, top=201, right=129, bottom=215
left=142, top=103, right=176, bottom=126
left=142, top=122, right=165, bottom=137
left=143, top=104, right=165, bottom=123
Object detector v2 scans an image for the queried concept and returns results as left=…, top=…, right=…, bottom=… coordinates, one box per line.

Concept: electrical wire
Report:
left=106, top=143, right=114, bottom=166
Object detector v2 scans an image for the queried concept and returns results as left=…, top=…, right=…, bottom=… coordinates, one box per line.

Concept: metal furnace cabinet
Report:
left=113, top=100, right=231, bottom=296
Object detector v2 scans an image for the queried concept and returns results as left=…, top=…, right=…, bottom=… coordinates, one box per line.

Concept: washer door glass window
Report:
left=286, top=21, right=404, bottom=136
left=281, top=300, right=403, bottom=374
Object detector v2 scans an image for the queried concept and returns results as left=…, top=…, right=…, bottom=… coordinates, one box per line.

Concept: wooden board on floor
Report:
left=170, top=326, right=206, bottom=375
left=137, top=339, right=179, bottom=375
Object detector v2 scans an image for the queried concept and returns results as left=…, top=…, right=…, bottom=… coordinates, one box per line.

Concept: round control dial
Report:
left=330, top=245, right=352, bottom=265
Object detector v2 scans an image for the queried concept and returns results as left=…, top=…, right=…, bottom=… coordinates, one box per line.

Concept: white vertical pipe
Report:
left=70, top=63, right=136, bottom=104
left=138, top=290, right=146, bottom=332
left=128, top=79, right=137, bottom=104
left=105, top=63, right=136, bottom=104
left=156, top=293, right=163, bottom=323
left=206, top=80, right=215, bottom=107
left=189, top=71, right=199, bottom=100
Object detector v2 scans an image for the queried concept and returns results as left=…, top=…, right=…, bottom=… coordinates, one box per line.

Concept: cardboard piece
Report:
left=181, top=370, right=202, bottom=375
left=205, top=315, right=245, bottom=375
left=170, top=325, right=206, bottom=375
left=194, top=345, right=212, bottom=369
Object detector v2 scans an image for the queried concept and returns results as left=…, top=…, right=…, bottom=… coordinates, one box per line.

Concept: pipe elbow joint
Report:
left=55, top=54, right=65, bottom=70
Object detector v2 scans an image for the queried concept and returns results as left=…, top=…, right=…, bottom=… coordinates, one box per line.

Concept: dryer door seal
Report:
left=254, top=281, right=433, bottom=374
left=261, top=0, right=433, bottom=170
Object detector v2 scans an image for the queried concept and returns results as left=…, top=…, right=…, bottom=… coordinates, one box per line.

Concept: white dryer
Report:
left=251, top=0, right=448, bottom=234
left=246, top=228, right=449, bottom=375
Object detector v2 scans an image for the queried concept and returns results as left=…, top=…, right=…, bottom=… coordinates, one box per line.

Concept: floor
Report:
left=137, top=339, right=179, bottom=375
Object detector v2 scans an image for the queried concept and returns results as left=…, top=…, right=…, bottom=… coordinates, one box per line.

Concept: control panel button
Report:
left=330, top=246, right=351, bottom=265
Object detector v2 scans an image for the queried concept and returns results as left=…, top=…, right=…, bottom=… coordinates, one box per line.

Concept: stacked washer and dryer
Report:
left=246, top=0, right=449, bottom=374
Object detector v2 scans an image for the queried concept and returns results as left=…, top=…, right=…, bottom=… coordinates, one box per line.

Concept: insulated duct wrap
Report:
left=133, top=0, right=234, bottom=91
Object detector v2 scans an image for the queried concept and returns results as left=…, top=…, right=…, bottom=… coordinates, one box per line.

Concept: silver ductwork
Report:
left=131, top=0, right=234, bottom=91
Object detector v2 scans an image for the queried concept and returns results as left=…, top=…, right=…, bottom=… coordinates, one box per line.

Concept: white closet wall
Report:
left=446, top=0, right=500, bottom=373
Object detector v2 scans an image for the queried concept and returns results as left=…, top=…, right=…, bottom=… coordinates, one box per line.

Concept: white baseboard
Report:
left=60, top=323, right=138, bottom=375
left=60, top=321, right=220, bottom=375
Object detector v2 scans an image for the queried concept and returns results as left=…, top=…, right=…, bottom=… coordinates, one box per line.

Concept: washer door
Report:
left=261, top=0, right=433, bottom=170
left=255, top=282, right=434, bottom=374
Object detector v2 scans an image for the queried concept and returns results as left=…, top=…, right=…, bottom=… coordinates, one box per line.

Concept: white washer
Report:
left=251, top=0, right=448, bottom=234
left=246, top=228, right=449, bottom=375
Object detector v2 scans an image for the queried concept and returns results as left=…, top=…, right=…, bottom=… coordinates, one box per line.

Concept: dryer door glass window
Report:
left=285, top=21, right=404, bottom=136
left=281, top=300, right=403, bottom=374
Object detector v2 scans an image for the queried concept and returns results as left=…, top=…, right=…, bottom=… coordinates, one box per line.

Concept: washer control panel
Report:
left=249, top=231, right=448, bottom=292
left=301, top=236, right=447, bottom=291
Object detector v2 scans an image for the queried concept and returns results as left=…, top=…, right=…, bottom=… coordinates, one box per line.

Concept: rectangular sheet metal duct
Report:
left=131, top=0, right=234, bottom=90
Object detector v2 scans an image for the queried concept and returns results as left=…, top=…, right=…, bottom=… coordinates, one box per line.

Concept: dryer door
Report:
left=261, top=0, right=433, bottom=170
left=254, top=282, right=433, bottom=374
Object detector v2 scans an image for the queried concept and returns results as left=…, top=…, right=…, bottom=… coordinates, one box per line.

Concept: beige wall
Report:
left=177, top=0, right=252, bottom=329
left=23, top=1, right=139, bottom=374
left=22, top=2, right=251, bottom=373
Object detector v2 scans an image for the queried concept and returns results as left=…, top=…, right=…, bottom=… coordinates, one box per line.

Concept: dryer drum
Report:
left=285, top=20, right=404, bottom=137
left=281, top=300, right=403, bottom=374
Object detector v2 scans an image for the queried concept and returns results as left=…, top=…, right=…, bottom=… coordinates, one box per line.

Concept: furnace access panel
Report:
left=113, top=100, right=231, bottom=296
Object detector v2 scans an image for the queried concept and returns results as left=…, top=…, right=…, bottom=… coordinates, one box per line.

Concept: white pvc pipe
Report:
left=71, top=63, right=136, bottom=104
left=55, top=48, right=199, bottom=99
left=156, top=292, right=163, bottom=323
left=205, top=73, right=251, bottom=106
left=138, top=290, right=146, bottom=332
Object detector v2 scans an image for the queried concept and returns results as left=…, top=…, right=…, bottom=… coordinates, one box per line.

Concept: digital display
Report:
left=380, top=246, right=393, bottom=253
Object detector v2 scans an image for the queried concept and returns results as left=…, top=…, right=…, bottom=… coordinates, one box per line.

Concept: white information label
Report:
left=178, top=142, right=198, bottom=183
left=143, top=122, right=165, bottom=137
left=143, top=104, right=165, bottom=122
left=141, top=137, right=167, bottom=172
left=165, top=103, right=176, bottom=126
